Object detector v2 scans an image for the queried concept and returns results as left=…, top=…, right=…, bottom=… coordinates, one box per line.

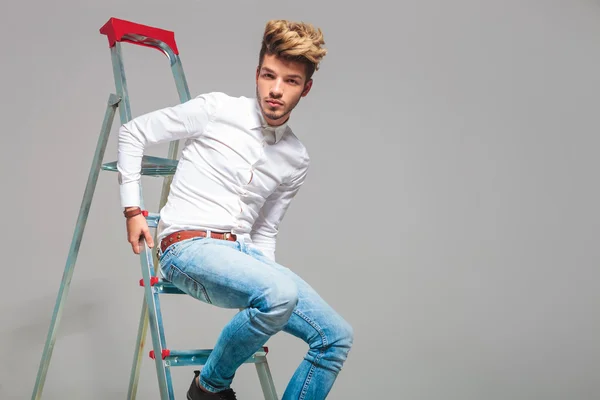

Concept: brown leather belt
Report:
left=160, top=230, right=237, bottom=253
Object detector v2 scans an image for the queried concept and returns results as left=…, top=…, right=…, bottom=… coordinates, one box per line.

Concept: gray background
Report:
left=1, top=0, right=599, bottom=399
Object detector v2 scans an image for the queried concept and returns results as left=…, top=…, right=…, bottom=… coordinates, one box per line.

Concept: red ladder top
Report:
left=99, top=17, right=180, bottom=55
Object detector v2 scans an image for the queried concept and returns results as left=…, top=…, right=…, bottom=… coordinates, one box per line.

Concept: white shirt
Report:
left=117, top=91, right=310, bottom=261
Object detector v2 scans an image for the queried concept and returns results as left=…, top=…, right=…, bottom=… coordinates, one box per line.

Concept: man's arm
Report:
left=250, top=148, right=310, bottom=261
left=117, top=93, right=216, bottom=208
left=117, top=93, right=217, bottom=254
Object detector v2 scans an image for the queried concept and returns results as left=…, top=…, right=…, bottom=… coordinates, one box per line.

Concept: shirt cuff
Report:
left=120, top=181, right=141, bottom=207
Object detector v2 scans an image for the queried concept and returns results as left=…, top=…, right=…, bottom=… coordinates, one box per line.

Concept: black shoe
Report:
left=187, top=370, right=238, bottom=400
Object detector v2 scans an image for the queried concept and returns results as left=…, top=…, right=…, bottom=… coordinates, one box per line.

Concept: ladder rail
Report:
left=255, top=359, right=278, bottom=400
left=107, top=40, right=186, bottom=400
left=127, top=298, right=149, bottom=400
left=140, top=240, right=174, bottom=398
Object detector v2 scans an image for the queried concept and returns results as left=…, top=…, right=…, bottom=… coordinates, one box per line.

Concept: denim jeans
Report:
left=157, top=236, right=354, bottom=399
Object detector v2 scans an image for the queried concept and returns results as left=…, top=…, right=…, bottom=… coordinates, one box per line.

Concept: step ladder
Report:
left=31, top=17, right=278, bottom=400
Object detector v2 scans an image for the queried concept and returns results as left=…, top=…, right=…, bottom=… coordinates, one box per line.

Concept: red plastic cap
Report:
left=139, top=277, right=160, bottom=286
left=99, top=17, right=179, bottom=55
left=142, top=210, right=149, bottom=217
left=149, top=349, right=171, bottom=359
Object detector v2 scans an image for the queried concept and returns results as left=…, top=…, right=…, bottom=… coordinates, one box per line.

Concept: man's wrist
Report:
left=123, top=206, right=143, bottom=219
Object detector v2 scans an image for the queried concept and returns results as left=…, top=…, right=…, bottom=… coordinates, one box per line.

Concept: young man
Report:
left=117, top=20, right=353, bottom=399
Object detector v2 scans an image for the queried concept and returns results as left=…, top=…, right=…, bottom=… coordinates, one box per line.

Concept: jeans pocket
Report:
left=165, top=263, right=212, bottom=304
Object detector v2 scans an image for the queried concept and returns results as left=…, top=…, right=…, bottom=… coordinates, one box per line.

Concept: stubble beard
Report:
left=256, top=86, right=301, bottom=125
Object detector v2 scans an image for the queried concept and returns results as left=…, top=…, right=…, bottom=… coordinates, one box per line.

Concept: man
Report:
left=117, top=19, right=353, bottom=400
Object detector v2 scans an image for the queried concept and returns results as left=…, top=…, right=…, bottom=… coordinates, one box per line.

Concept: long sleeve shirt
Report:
left=116, top=91, right=310, bottom=261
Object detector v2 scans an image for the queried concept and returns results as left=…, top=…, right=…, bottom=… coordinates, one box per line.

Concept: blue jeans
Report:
left=157, top=236, right=354, bottom=399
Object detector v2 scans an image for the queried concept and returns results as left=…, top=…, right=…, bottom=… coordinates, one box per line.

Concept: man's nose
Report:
left=270, top=79, right=283, bottom=97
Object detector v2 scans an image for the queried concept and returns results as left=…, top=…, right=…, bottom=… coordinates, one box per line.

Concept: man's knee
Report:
left=307, top=314, right=353, bottom=374
left=332, top=316, right=354, bottom=352
left=307, top=312, right=353, bottom=352
left=267, top=279, right=299, bottom=316
left=253, top=278, right=299, bottom=331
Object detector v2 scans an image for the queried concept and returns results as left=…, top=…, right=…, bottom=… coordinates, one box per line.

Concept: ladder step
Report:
left=149, top=347, right=269, bottom=367
left=145, top=212, right=160, bottom=228
left=140, top=277, right=185, bottom=294
left=102, top=155, right=178, bottom=176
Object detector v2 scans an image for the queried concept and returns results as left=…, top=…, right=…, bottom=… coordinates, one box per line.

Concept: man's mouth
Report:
left=266, top=99, right=283, bottom=107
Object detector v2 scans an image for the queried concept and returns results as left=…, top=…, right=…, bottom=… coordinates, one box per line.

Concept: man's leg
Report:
left=245, top=247, right=354, bottom=400
left=158, top=237, right=299, bottom=393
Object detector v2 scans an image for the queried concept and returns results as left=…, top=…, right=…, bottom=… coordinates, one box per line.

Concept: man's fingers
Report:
left=129, top=230, right=142, bottom=254
left=144, top=229, right=154, bottom=248
left=127, top=220, right=153, bottom=255
left=131, top=239, right=140, bottom=254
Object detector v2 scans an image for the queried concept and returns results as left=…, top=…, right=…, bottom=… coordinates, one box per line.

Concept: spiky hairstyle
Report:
left=259, top=19, right=327, bottom=81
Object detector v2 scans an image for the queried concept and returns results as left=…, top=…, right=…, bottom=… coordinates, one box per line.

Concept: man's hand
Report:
left=125, top=210, right=154, bottom=254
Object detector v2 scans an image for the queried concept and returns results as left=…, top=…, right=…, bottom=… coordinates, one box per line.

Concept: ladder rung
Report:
left=153, top=280, right=185, bottom=295
left=150, top=347, right=269, bottom=367
left=102, top=155, right=178, bottom=176
left=140, top=277, right=185, bottom=295
left=145, top=212, right=160, bottom=228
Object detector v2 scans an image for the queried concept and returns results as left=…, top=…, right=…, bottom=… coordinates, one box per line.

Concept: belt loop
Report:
left=206, top=230, right=211, bottom=239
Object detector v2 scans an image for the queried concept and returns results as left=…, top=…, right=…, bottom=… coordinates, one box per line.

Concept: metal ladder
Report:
left=31, top=16, right=278, bottom=400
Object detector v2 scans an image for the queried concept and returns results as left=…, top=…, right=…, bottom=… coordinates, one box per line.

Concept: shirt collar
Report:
left=251, top=98, right=289, bottom=144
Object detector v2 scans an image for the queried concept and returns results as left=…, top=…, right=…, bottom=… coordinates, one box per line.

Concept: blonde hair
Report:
left=259, top=19, right=327, bottom=80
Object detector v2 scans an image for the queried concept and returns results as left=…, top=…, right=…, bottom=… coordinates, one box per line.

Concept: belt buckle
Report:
left=223, top=232, right=231, bottom=241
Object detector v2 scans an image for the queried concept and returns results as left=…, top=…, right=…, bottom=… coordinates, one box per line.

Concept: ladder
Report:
left=31, top=16, right=278, bottom=400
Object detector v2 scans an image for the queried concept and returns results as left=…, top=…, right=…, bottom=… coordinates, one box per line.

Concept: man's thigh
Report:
left=158, top=237, right=293, bottom=309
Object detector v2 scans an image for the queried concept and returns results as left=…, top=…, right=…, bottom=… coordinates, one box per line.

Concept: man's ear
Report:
left=256, top=66, right=260, bottom=81
left=302, top=79, right=313, bottom=97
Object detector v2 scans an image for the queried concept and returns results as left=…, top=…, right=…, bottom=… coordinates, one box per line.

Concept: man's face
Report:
left=256, top=53, right=313, bottom=126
